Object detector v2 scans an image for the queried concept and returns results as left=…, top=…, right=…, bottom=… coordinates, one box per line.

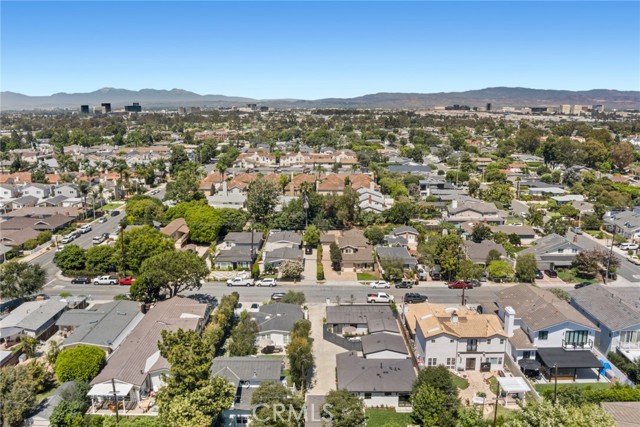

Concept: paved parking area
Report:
left=307, top=303, right=342, bottom=395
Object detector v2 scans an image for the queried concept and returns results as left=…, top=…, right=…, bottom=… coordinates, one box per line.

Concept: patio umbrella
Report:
left=518, top=359, right=541, bottom=371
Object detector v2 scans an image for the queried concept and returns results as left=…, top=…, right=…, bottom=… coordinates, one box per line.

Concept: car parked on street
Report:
left=620, top=242, right=639, bottom=251
left=80, top=224, right=92, bottom=234
left=93, top=275, right=118, bottom=285
left=71, top=276, right=91, bottom=284
left=92, top=233, right=108, bottom=245
left=271, top=292, right=286, bottom=301
left=403, top=293, right=428, bottom=304
left=574, top=282, right=593, bottom=289
left=370, top=280, right=390, bottom=289
left=98, top=216, right=108, bottom=224
left=447, top=280, right=473, bottom=289
left=394, top=280, right=413, bottom=289
left=256, top=278, right=277, bottom=287
left=110, top=210, right=120, bottom=217
left=61, top=235, right=74, bottom=244
left=119, top=276, right=136, bottom=286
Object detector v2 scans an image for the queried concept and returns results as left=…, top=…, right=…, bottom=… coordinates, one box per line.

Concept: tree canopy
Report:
left=0, top=261, right=46, bottom=299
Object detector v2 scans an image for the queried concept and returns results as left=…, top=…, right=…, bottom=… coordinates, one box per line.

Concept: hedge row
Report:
left=316, top=244, right=324, bottom=281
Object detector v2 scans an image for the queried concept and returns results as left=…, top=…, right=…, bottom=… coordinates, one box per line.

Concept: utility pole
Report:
left=119, top=220, right=126, bottom=277
left=493, top=380, right=500, bottom=427
left=111, top=378, right=120, bottom=422
left=604, top=226, right=617, bottom=285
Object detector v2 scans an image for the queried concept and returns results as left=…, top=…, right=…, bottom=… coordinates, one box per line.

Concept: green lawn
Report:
left=556, top=268, right=598, bottom=284
left=102, top=202, right=124, bottom=210
left=451, top=374, right=470, bottom=390
left=534, top=382, right=611, bottom=394
left=357, top=272, right=379, bottom=281
left=366, top=409, right=413, bottom=427
left=492, top=405, right=518, bottom=419
left=489, top=376, right=499, bottom=394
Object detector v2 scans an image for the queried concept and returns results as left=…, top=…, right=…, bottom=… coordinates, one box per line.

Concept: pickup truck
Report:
left=367, top=292, right=394, bottom=303
left=226, top=277, right=255, bottom=287
left=93, top=275, right=118, bottom=285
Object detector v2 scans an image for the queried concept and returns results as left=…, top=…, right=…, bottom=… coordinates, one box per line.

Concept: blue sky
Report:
left=1, top=1, right=639, bottom=98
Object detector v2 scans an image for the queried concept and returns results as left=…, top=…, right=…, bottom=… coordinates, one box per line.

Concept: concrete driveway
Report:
left=307, top=303, right=342, bottom=395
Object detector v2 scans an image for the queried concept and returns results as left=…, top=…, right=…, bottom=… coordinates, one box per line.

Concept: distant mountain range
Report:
left=1, top=87, right=639, bottom=110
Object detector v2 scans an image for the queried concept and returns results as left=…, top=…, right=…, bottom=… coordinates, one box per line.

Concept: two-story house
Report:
left=496, top=284, right=601, bottom=381
left=54, top=184, right=80, bottom=198
left=446, top=199, right=507, bottom=225
left=404, top=302, right=508, bottom=372
left=0, top=184, right=19, bottom=199
left=571, top=285, right=640, bottom=363
left=391, top=226, right=419, bottom=249
left=22, top=183, right=52, bottom=200
left=337, top=228, right=374, bottom=272
left=279, top=152, right=306, bottom=168
left=517, top=233, right=583, bottom=271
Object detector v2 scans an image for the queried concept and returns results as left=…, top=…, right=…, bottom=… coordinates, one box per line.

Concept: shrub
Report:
left=54, top=345, right=106, bottom=382
left=317, top=263, right=325, bottom=281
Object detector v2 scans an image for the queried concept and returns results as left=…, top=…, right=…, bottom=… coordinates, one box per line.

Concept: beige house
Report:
left=160, top=218, right=190, bottom=249
left=338, top=228, right=374, bottom=272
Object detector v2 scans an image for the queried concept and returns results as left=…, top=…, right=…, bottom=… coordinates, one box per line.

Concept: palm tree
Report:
left=78, top=181, right=90, bottom=219
left=20, top=336, right=38, bottom=359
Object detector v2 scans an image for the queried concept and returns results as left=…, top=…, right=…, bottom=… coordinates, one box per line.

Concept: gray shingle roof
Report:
left=496, top=284, right=597, bottom=331
left=215, top=245, right=253, bottom=263
left=264, top=246, right=303, bottom=264
left=376, top=246, right=416, bottom=264
left=464, top=240, right=507, bottom=263
left=210, top=356, right=283, bottom=388
left=336, top=351, right=416, bottom=393
left=251, top=303, right=303, bottom=333
left=571, top=285, right=640, bottom=331
left=222, top=231, right=263, bottom=246
left=58, top=301, right=142, bottom=350
left=361, top=333, right=407, bottom=356
left=266, top=231, right=302, bottom=246
left=519, top=233, right=582, bottom=257
left=0, top=299, right=67, bottom=333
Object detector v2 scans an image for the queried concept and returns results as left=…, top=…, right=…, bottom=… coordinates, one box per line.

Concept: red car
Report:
left=119, top=276, right=136, bottom=286
left=447, top=280, right=473, bottom=289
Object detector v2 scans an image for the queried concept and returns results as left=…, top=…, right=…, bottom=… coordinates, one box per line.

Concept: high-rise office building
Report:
left=80, top=105, right=90, bottom=114
left=125, top=102, right=142, bottom=112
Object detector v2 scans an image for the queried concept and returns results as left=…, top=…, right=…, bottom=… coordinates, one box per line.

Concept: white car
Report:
left=80, top=224, right=92, bottom=234
left=256, top=278, right=277, bottom=287
left=370, top=280, right=390, bottom=289
left=628, top=255, right=640, bottom=265
left=61, top=235, right=74, bottom=244
left=620, top=243, right=639, bottom=251
left=93, top=275, right=118, bottom=285
left=56, top=245, right=65, bottom=253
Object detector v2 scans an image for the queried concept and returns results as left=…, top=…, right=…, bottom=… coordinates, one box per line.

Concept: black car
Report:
left=403, top=293, right=428, bottom=304
left=71, top=276, right=91, bottom=284
left=395, top=281, right=413, bottom=289
left=466, top=279, right=482, bottom=288
left=544, top=269, right=558, bottom=278
left=535, top=269, right=544, bottom=280
left=574, top=282, right=592, bottom=289
left=110, top=210, right=120, bottom=217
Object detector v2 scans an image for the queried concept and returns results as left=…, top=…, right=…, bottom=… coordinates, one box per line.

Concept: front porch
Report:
left=87, top=382, right=156, bottom=416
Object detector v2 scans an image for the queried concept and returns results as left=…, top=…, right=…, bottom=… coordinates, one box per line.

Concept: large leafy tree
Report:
left=251, top=381, right=305, bottom=427
left=228, top=311, right=258, bottom=356
left=0, top=364, right=39, bottom=427
left=139, top=250, right=208, bottom=298
left=54, top=345, right=105, bottom=382
left=116, top=225, right=174, bottom=273
left=165, top=164, right=204, bottom=203
left=471, top=223, right=492, bottom=243
left=505, top=401, right=614, bottom=427
left=159, top=378, right=235, bottom=427
left=246, top=179, right=280, bottom=224
left=487, top=260, right=514, bottom=280
left=287, top=320, right=313, bottom=391
left=516, top=253, right=538, bottom=283
left=435, top=234, right=463, bottom=281
left=322, top=389, right=365, bottom=427
left=54, top=244, right=87, bottom=272
left=384, top=200, right=416, bottom=225
left=412, top=385, right=455, bottom=427
left=125, top=195, right=166, bottom=225
left=0, top=261, right=46, bottom=299
left=85, top=245, right=117, bottom=273
left=610, top=141, right=635, bottom=171
left=303, top=224, right=320, bottom=247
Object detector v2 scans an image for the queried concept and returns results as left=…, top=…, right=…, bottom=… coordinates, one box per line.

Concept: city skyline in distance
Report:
left=1, top=1, right=639, bottom=98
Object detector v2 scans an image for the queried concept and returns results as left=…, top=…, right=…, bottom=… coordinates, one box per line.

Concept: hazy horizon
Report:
left=2, top=2, right=639, bottom=98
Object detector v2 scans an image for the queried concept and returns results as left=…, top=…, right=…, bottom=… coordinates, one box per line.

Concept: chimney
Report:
left=315, top=179, right=320, bottom=192
left=451, top=311, right=458, bottom=324
left=504, top=306, right=515, bottom=337
left=223, top=180, right=228, bottom=196
left=370, top=180, right=375, bottom=191
left=451, top=200, right=458, bottom=209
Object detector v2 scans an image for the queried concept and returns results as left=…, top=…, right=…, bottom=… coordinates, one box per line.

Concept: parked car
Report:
left=394, top=280, right=413, bottom=289
left=98, top=216, right=108, bottom=224
left=403, top=293, right=428, bottom=304
left=447, top=280, right=473, bottom=289
left=256, top=278, right=277, bottom=287
left=71, top=231, right=81, bottom=239
left=80, top=224, right=92, bottom=234
left=61, top=235, right=74, bottom=244
left=119, top=276, right=136, bottom=286
left=466, top=279, right=482, bottom=288
left=628, top=255, right=640, bottom=265
left=544, top=269, right=558, bottom=278
left=574, top=282, right=593, bottom=289
left=416, top=264, right=428, bottom=281
left=93, top=275, right=118, bottom=285
left=620, top=242, right=639, bottom=251
left=227, top=277, right=255, bottom=287
left=71, top=276, right=91, bottom=284
left=92, top=234, right=108, bottom=245
left=110, top=210, right=120, bottom=217
left=370, top=280, right=390, bottom=289
left=535, top=269, right=544, bottom=280
left=56, top=245, right=65, bottom=253
left=570, top=227, right=583, bottom=235
left=249, top=303, right=261, bottom=312
left=367, top=292, right=394, bottom=303
left=430, top=265, right=442, bottom=280
left=271, top=292, right=286, bottom=301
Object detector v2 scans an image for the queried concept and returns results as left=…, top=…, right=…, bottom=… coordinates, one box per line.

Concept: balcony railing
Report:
left=618, top=342, right=640, bottom=351
left=562, top=339, right=593, bottom=350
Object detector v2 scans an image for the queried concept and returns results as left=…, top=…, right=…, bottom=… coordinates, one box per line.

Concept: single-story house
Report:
left=325, top=305, right=399, bottom=336
left=0, top=299, right=67, bottom=342
left=376, top=246, right=417, bottom=270
left=250, top=303, right=303, bottom=347
left=336, top=351, right=415, bottom=408
left=464, top=240, right=508, bottom=266
left=361, top=332, right=409, bottom=359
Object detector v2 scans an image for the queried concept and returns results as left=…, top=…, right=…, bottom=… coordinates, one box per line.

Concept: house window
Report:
left=565, top=330, right=589, bottom=346
left=385, top=392, right=392, bottom=396
left=558, top=249, right=564, bottom=253
left=431, top=339, right=436, bottom=343
left=450, top=339, right=455, bottom=343
left=446, top=358, right=456, bottom=369
left=364, top=393, right=372, bottom=399
left=500, top=339, right=505, bottom=344
left=523, top=351, right=532, bottom=359
left=467, top=339, right=478, bottom=352
left=487, top=339, right=492, bottom=345
left=427, top=358, right=438, bottom=367
left=538, top=331, right=548, bottom=341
